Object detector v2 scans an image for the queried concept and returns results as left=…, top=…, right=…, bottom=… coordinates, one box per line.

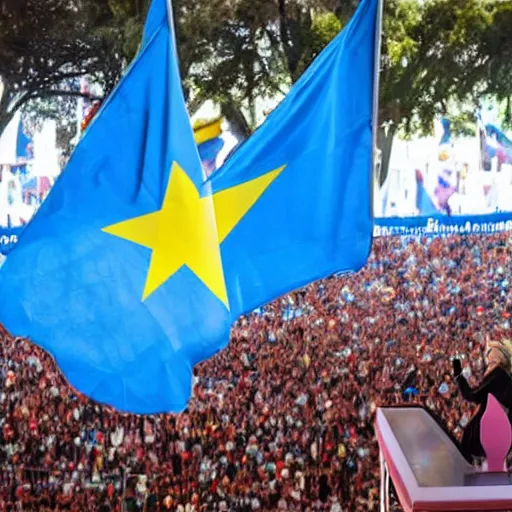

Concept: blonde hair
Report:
left=487, top=338, right=512, bottom=373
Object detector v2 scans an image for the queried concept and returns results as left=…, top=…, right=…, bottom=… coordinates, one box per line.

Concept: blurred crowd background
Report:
left=0, top=233, right=510, bottom=512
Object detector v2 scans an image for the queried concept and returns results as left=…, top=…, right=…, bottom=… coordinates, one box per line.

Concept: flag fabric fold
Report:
left=0, top=0, right=231, bottom=414
left=210, top=0, right=378, bottom=318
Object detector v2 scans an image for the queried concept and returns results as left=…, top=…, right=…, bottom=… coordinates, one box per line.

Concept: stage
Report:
left=376, top=407, right=512, bottom=511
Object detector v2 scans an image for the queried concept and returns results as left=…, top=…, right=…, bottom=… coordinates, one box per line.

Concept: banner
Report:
left=374, top=212, right=512, bottom=238
left=0, top=227, right=23, bottom=254
left=4, top=214, right=511, bottom=254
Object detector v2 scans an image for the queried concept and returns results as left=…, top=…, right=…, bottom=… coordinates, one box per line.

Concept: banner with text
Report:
left=0, top=227, right=23, bottom=255
left=3, top=213, right=512, bottom=255
left=374, top=212, right=512, bottom=238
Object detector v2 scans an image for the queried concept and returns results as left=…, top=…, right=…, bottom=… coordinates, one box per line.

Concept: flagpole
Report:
left=370, top=0, right=385, bottom=219
left=165, top=0, right=178, bottom=49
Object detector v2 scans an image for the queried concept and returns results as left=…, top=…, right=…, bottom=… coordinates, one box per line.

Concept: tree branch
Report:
left=22, top=69, right=99, bottom=91
left=0, top=80, right=11, bottom=116
left=187, top=96, right=205, bottom=117
left=278, top=0, right=293, bottom=76
left=7, top=89, right=102, bottom=118
left=39, top=90, right=103, bottom=101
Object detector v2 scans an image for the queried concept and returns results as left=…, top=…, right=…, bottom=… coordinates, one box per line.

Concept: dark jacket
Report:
left=457, top=366, right=512, bottom=460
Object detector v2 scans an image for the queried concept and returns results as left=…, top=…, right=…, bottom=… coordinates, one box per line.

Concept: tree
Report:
left=177, top=0, right=288, bottom=134
left=175, top=0, right=512, bottom=184
left=374, top=0, right=512, bottom=183
left=96, top=0, right=246, bottom=122
left=0, top=0, right=126, bottom=135
left=4, top=0, right=512, bottom=172
left=475, top=0, right=512, bottom=129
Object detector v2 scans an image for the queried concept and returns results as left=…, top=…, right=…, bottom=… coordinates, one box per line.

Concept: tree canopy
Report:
left=0, top=0, right=123, bottom=134
left=111, top=0, right=512, bottom=163
left=1, top=0, right=512, bottom=179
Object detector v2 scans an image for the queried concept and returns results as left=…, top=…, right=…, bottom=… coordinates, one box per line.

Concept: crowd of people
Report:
left=0, top=232, right=511, bottom=511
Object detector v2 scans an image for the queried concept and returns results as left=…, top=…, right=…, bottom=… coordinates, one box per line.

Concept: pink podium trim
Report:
left=376, top=408, right=512, bottom=511
left=480, top=394, right=512, bottom=473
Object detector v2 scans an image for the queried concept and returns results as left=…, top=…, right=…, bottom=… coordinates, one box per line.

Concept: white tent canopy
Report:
left=32, top=120, right=60, bottom=178
left=0, top=111, right=21, bottom=165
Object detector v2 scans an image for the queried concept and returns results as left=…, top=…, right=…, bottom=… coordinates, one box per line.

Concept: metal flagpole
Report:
left=165, top=0, right=179, bottom=55
left=370, top=0, right=385, bottom=220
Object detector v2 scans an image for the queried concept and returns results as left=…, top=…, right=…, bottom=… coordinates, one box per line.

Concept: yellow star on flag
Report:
left=103, top=162, right=284, bottom=306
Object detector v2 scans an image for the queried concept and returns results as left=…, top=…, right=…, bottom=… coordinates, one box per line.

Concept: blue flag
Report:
left=210, top=0, right=378, bottom=317
left=0, top=0, right=378, bottom=414
left=0, top=0, right=234, bottom=414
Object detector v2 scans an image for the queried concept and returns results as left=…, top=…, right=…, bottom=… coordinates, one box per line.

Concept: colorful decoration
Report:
left=438, top=117, right=452, bottom=162
left=193, top=117, right=223, bottom=145
left=81, top=101, right=102, bottom=133
left=193, top=117, right=225, bottom=177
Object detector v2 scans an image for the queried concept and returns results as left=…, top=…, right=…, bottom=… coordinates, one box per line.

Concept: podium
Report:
left=376, top=407, right=512, bottom=511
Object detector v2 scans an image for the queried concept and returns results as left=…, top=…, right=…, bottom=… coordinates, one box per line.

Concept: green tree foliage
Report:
left=175, top=0, right=512, bottom=180
left=374, top=0, right=512, bottom=183
left=477, top=0, right=512, bottom=100
left=0, top=0, right=126, bottom=135
left=2, top=0, right=512, bottom=171
left=184, top=0, right=288, bottom=133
